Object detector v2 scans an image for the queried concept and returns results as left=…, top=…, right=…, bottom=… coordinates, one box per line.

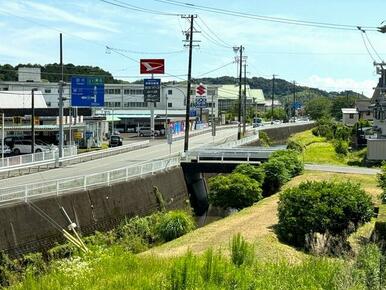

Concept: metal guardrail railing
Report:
left=0, top=155, right=180, bottom=205
left=0, top=145, right=77, bottom=170
left=216, top=132, right=259, bottom=148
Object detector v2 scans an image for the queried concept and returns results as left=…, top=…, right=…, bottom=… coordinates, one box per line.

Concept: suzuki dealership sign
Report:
left=140, top=59, right=165, bottom=74
left=195, top=83, right=207, bottom=108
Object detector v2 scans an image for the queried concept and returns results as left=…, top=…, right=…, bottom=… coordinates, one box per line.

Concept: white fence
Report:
left=216, top=132, right=259, bottom=148
left=0, top=156, right=180, bottom=205
left=0, top=146, right=77, bottom=170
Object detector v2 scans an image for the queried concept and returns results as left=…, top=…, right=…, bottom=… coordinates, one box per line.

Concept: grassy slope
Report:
left=146, top=171, right=380, bottom=260
left=290, top=130, right=367, bottom=166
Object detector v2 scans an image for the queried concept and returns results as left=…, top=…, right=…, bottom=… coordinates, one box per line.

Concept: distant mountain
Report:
left=0, top=64, right=367, bottom=102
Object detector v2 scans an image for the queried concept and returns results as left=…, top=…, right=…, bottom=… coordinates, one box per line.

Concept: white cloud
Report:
left=301, top=75, right=377, bottom=97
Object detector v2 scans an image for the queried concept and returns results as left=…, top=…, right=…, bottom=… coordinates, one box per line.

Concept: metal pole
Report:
left=237, top=45, right=243, bottom=140
left=293, top=81, right=296, bottom=120
left=59, top=33, right=64, bottom=158
left=1, top=113, right=4, bottom=162
left=31, top=88, right=36, bottom=154
left=184, top=15, right=195, bottom=152
left=271, top=74, right=275, bottom=124
left=243, top=60, right=247, bottom=136
left=69, top=106, right=72, bottom=146
left=211, top=93, right=215, bottom=142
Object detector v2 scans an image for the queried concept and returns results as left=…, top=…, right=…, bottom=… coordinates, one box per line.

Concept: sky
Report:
left=0, top=0, right=386, bottom=97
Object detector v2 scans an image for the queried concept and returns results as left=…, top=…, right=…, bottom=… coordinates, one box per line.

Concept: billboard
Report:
left=71, top=76, right=104, bottom=107
left=140, top=59, right=165, bottom=74
left=195, top=83, right=207, bottom=108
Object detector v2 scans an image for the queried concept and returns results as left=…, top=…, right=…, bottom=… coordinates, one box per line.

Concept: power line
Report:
left=359, top=31, right=377, bottom=62
left=195, top=61, right=235, bottom=77
left=99, top=0, right=179, bottom=16
left=154, top=0, right=378, bottom=31
left=194, top=22, right=231, bottom=49
left=364, top=32, right=384, bottom=62
left=105, top=46, right=185, bottom=55
left=198, top=16, right=233, bottom=48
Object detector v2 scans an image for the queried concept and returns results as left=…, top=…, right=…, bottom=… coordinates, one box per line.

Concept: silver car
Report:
left=138, top=127, right=160, bottom=137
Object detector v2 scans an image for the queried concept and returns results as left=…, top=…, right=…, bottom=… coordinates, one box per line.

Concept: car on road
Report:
left=109, top=135, right=123, bottom=147
left=12, top=140, right=56, bottom=155
left=0, top=144, right=12, bottom=157
left=138, top=127, right=160, bottom=137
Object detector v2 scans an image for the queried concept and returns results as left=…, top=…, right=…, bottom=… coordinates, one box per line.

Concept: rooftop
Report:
left=0, top=91, right=47, bottom=108
left=341, top=108, right=358, bottom=114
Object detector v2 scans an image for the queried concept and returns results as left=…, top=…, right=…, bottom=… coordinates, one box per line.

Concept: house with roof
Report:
left=355, top=99, right=373, bottom=121
left=341, top=108, right=359, bottom=126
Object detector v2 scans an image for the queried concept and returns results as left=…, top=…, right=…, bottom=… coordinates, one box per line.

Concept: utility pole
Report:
left=58, top=33, right=64, bottom=159
left=243, top=60, right=247, bottom=136
left=31, top=88, right=38, bottom=154
left=293, top=81, right=296, bottom=120
left=271, top=74, right=276, bottom=124
left=234, top=45, right=244, bottom=140
left=182, top=14, right=199, bottom=152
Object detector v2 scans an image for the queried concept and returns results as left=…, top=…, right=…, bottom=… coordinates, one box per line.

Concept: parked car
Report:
left=138, top=127, right=160, bottom=137
left=4, top=136, right=25, bottom=149
left=12, top=140, right=56, bottom=155
left=109, top=135, right=123, bottom=147
left=0, top=144, right=12, bottom=157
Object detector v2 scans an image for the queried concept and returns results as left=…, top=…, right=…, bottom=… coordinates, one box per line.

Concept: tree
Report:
left=263, top=107, right=286, bottom=120
left=331, top=95, right=357, bottom=120
left=233, top=163, right=265, bottom=184
left=305, top=97, right=332, bottom=120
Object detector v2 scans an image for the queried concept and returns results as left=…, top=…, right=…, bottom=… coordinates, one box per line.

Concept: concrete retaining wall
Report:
left=0, top=167, right=188, bottom=257
left=260, top=123, right=315, bottom=143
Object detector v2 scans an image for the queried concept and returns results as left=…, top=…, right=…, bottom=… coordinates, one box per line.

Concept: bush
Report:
left=334, top=140, right=349, bottom=156
left=286, top=139, right=304, bottom=153
left=277, top=181, right=374, bottom=248
left=312, top=118, right=335, bottom=140
left=208, top=173, right=263, bottom=209
left=270, top=150, right=304, bottom=177
left=233, top=163, right=265, bottom=184
left=354, top=244, right=383, bottom=289
left=47, top=243, right=77, bottom=261
left=0, top=251, right=19, bottom=287
left=335, top=125, right=351, bottom=141
left=20, top=252, right=46, bottom=276
left=259, top=131, right=271, bottom=147
left=377, top=163, right=386, bottom=203
left=262, top=159, right=291, bottom=196
left=157, top=210, right=196, bottom=242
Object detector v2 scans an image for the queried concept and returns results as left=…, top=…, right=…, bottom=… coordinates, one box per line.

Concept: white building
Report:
left=341, top=108, right=359, bottom=126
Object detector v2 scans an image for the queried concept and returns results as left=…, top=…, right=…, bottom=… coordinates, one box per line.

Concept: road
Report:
left=0, top=122, right=312, bottom=189
left=305, top=164, right=380, bottom=175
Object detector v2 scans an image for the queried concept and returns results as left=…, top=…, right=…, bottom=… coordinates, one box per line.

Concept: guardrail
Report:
left=216, top=132, right=259, bottom=148
left=0, top=146, right=77, bottom=170
left=0, top=155, right=180, bottom=205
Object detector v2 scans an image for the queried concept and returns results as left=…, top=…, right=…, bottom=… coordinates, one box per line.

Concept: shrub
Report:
left=286, top=139, right=304, bottom=153
left=277, top=181, right=374, bottom=248
left=230, top=234, right=255, bottom=267
left=208, top=173, right=263, bottom=209
left=335, top=125, right=351, bottom=141
left=157, top=210, right=195, bottom=242
left=233, top=163, right=265, bottom=184
left=312, top=118, right=335, bottom=140
left=262, top=159, right=291, bottom=196
left=20, top=252, right=46, bottom=276
left=259, top=131, right=271, bottom=147
left=270, top=150, right=304, bottom=177
left=354, top=244, right=383, bottom=289
left=0, top=251, right=19, bottom=287
left=377, top=163, right=386, bottom=203
left=47, top=243, right=77, bottom=261
left=334, top=140, right=349, bottom=156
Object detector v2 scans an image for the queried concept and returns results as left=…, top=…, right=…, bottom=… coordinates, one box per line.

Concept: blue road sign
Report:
left=144, top=78, right=161, bottom=102
left=195, top=97, right=207, bottom=108
left=292, top=101, right=302, bottom=109
left=71, top=76, right=104, bottom=107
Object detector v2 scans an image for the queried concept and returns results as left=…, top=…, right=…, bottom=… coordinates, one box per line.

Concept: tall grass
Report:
left=14, top=237, right=385, bottom=289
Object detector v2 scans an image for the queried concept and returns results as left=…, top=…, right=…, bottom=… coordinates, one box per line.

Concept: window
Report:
left=208, top=89, right=215, bottom=95
left=126, top=102, right=147, bottom=107
left=208, top=102, right=215, bottom=108
left=168, top=89, right=173, bottom=95
left=168, top=102, right=172, bottom=108
left=114, top=89, right=121, bottom=94
left=366, top=111, right=371, bottom=116
left=114, top=102, right=121, bottom=107
left=2, top=87, right=8, bottom=91
left=124, top=89, right=130, bottom=95
left=349, top=113, right=354, bottom=119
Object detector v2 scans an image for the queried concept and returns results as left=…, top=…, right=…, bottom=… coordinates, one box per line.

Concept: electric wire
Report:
left=154, top=0, right=378, bottom=31
left=360, top=31, right=377, bottom=62
left=105, top=46, right=185, bottom=55
left=363, top=32, right=384, bottom=62
left=194, top=22, right=231, bottom=49
left=197, top=16, right=233, bottom=48
left=99, top=0, right=179, bottom=16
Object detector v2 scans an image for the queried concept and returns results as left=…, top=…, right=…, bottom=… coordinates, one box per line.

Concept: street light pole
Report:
left=31, top=88, right=38, bottom=154
left=1, top=112, right=4, bottom=162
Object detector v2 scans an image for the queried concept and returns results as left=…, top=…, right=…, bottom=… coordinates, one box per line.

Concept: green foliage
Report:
left=262, top=158, right=291, bottom=196
left=377, top=163, right=386, bottom=203
left=277, top=181, right=374, bottom=248
left=0, top=251, right=19, bottom=287
left=270, top=150, right=304, bottom=177
left=259, top=131, right=271, bottom=147
left=354, top=244, right=384, bottom=289
left=157, top=211, right=196, bottom=242
left=20, top=252, right=46, bottom=276
left=263, top=107, right=286, bottom=121
left=305, top=97, right=332, bottom=120
left=153, top=186, right=166, bottom=212
left=312, top=118, right=335, bottom=139
left=331, top=95, right=357, bottom=120
left=230, top=234, right=255, bottom=267
left=208, top=173, right=263, bottom=209
left=286, top=139, right=304, bottom=153
left=373, top=205, right=386, bottom=243
left=47, top=243, right=78, bottom=261
left=233, top=163, right=265, bottom=184
left=335, top=125, right=351, bottom=141
left=334, top=140, right=349, bottom=156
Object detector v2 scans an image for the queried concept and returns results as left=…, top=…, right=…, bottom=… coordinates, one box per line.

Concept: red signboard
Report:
left=140, top=59, right=165, bottom=74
